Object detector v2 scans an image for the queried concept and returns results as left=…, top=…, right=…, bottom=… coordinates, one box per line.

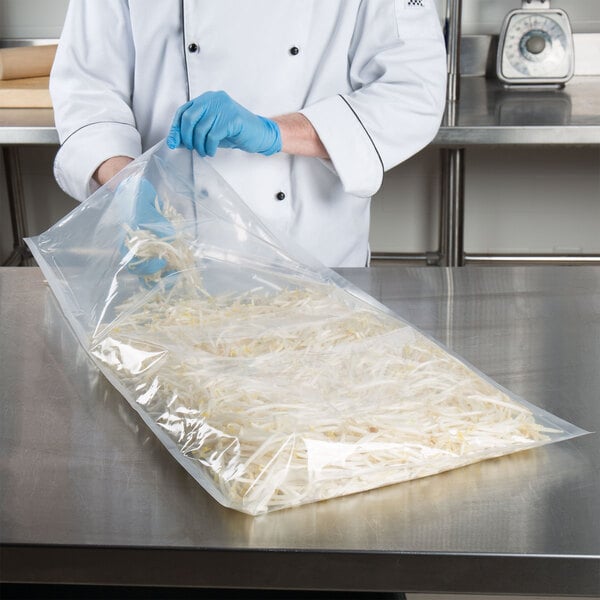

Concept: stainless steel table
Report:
left=1, top=266, right=599, bottom=595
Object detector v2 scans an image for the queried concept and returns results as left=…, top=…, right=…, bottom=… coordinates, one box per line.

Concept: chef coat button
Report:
left=276, top=191, right=286, bottom=201
left=187, top=43, right=199, bottom=53
left=289, top=46, right=300, bottom=56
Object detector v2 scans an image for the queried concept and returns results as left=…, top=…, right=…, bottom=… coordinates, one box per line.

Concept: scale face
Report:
left=497, top=0, right=574, bottom=86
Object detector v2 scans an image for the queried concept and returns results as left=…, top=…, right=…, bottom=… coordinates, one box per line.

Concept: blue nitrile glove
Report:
left=118, top=178, right=175, bottom=277
left=166, top=91, right=281, bottom=158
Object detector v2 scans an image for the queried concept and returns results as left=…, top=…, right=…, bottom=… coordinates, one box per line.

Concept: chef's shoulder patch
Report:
left=405, top=0, right=425, bottom=6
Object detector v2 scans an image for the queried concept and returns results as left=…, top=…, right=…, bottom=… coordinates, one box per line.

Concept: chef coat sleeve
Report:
left=300, top=0, right=447, bottom=198
left=49, top=0, right=141, bottom=201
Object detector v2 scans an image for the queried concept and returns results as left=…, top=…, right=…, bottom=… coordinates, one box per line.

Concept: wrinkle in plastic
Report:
left=27, top=142, right=587, bottom=515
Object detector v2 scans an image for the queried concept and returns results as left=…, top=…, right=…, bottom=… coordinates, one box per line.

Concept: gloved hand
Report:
left=166, top=91, right=281, bottom=158
left=118, top=177, right=175, bottom=277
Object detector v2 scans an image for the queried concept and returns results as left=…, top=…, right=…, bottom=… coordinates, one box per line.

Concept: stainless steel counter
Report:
left=1, top=266, right=598, bottom=594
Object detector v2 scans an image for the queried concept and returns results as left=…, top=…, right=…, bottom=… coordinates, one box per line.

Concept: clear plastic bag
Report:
left=27, top=141, right=587, bottom=515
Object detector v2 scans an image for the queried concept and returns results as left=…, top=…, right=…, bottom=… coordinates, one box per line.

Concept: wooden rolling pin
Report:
left=0, top=44, right=57, bottom=80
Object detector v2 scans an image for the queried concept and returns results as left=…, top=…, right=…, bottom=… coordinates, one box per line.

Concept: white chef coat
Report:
left=50, top=0, right=447, bottom=267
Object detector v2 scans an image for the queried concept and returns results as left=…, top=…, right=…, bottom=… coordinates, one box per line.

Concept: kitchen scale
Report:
left=497, top=0, right=575, bottom=87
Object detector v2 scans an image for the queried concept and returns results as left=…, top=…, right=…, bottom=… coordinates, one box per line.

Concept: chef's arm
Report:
left=168, top=92, right=329, bottom=160
left=272, top=113, right=329, bottom=159
left=94, top=113, right=327, bottom=186
left=94, top=156, right=134, bottom=186
left=50, top=1, right=140, bottom=200
left=299, top=0, right=447, bottom=198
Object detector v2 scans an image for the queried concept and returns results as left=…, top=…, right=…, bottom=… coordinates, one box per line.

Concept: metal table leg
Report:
left=438, top=0, right=465, bottom=267
left=2, top=146, right=33, bottom=266
left=439, top=146, right=465, bottom=267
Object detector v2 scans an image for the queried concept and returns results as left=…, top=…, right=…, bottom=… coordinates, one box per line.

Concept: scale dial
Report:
left=497, top=8, right=574, bottom=85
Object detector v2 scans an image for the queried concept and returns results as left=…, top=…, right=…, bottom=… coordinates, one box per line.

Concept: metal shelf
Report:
left=434, top=76, right=600, bottom=146
left=0, top=108, right=57, bottom=144
left=431, top=73, right=600, bottom=266
left=2, top=76, right=600, bottom=148
left=432, top=2, right=600, bottom=266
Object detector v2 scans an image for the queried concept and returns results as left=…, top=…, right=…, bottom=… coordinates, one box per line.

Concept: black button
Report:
left=187, top=43, right=199, bottom=53
left=289, top=46, right=300, bottom=56
left=276, top=191, right=286, bottom=201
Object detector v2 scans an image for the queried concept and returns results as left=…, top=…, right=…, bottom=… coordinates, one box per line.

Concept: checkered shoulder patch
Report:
left=406, top=0, right=424, bottom=6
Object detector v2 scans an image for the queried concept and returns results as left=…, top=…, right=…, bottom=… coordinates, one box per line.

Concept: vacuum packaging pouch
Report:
left=27, top=142, right=586, bottom=515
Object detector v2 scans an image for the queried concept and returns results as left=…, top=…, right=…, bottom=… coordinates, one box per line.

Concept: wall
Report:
left=1, top=0, right=599, bottom=263
left=0, top=0, right=69, bottom=39
left=461, top=0, right=600, bottom=34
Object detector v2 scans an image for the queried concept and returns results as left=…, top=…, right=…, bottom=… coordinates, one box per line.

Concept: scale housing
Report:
left=497, top=0, right=575, bottom=87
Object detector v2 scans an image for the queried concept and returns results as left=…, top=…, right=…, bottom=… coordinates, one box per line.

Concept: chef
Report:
left=50, top=0, right=447, bottom=268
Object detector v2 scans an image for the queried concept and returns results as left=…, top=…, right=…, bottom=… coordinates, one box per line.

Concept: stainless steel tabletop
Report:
left=1, top=266, right=599, bottom=595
